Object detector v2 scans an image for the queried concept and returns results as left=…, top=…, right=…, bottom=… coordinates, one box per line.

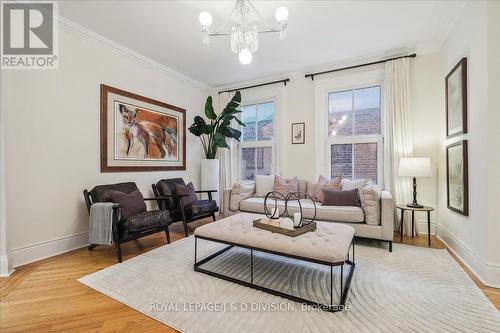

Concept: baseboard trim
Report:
left=11, top=232, right=89, bottom=268
left=0, top=254, right=15, bottom=277
left=437, top=225, right=500, bottom=288
left=415, top=220, right=437, bottom=235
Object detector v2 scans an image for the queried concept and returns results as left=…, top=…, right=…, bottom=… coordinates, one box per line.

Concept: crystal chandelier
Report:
left=199, top=0, right=288, bottom=64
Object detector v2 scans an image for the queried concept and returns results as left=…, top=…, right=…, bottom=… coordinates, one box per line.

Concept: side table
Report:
left=396, top=205, right=435, bottom=247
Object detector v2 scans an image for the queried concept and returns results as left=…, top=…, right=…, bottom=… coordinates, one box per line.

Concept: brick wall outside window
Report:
left=354, top=143, right=377, bottom=180
left=240, top=102, right=275, bottom=180
left=328, top=85, right=382, bottom=183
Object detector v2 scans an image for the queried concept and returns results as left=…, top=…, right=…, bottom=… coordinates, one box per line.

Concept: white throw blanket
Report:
left=89, top=202, right=118, bottom=245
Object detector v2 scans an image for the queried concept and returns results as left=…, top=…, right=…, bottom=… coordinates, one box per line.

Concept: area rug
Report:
left=79, top=237, right=500, bottom=333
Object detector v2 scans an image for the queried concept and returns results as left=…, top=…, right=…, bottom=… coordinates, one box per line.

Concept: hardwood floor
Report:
left=1, top=220, right=499, bottom=332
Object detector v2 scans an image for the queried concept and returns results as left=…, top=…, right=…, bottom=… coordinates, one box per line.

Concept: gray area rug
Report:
left=79, top=237, right=500, bottom=333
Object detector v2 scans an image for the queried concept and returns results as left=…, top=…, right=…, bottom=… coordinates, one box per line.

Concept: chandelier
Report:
left=198, top=0, right=289, bottom=64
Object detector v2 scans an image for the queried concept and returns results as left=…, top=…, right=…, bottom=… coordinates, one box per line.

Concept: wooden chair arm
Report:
left=145, top=195, right=190, bottom=201
left=194, top=190, right=218, bottom=193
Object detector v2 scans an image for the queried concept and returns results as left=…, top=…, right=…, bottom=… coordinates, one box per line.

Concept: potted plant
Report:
left=188, top=91, right=244, bottom=198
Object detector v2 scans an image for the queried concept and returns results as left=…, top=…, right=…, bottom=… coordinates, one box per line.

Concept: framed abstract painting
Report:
left=445, top=57, right=467, bottom=138
left=446, top=140, right=468, bottom=216
left=100, top=84, right=186, bottom=172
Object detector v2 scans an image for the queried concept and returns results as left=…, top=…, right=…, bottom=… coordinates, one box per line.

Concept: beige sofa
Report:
left=222, top=180, right=394, bottom=251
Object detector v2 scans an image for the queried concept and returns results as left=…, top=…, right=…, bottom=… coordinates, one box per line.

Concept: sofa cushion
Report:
left=90, top=182, right=138, bottom=203
left=341, top=178, right=369, bottom=191
left=255, top=175, right=275, bottom=197
left=359, top=184, right=381, bottom=225
left=229, top=182, right=255, bottom=211
left=109, top=190, right=146, bottom=219
left=239, top=197, right=364, bottom=223
left=273, top=175, right=299, bottom=197
left=307, top=175, right=342, bottom=203
left=155, top=178, right=185, bottom=210
left=175, top=182, right=199, bottom=207
left=297, top=180, right=307, bottom=198
left=322, top=189, right=360, bottom=207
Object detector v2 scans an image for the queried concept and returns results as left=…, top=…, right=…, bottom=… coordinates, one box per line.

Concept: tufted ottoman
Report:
left=194, top=212, right=355, bottom=312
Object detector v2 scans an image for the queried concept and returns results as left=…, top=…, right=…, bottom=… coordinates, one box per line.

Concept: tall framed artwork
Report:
left=445, top=57, right=467, bottom=138
left=100, top=84, right=186, bottom=172
left=446, top=140, right=468, bottom=216
left=291, top=122, right=305, bottom=144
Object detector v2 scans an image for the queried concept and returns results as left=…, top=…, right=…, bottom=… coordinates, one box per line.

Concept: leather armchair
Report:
left=152, top=178, right=218, bottom=237
left=83, top=182, right=175, bottom=262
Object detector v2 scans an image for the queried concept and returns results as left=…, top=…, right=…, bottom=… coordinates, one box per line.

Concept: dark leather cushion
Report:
left=191, top=199, right=218, bottom=216
left=125, top=210, right=171, bottom=232
left=322, top=189, right=360, bottom=206
left=155, top=178, right=185, bottom=209
left=168, top=200, right=218, bottom=221
left=175, top=182, right=199, bottom=207
left=90, top=182, right=138, bottom=203
left=109, top=190, right=146, bottom=219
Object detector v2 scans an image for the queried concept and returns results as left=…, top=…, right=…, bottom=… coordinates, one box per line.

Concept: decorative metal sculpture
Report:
left=263, top=191, right=317, bottom=228
left=264, top=191, right=287, bottom=219
left=285, top=192, right=316, bottom=228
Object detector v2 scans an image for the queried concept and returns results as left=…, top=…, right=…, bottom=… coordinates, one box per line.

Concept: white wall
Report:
left=1, top=22, right=209, bottom=268
left=435, top=0, right=500, bottom=287
left=486, top=0, right=500, bottom=273
left=409, top=52, right=443, bottom=235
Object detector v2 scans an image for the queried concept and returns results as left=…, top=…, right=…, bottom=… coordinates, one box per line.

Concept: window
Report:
left=239, top=101, right=275, bottom=180
left=328, top=85, right=383, bottom=183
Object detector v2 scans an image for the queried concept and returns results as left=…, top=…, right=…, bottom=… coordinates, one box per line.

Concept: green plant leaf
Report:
left=234, top=117, right=245, bottom=126
left=213, top=132, right=229, bottom=148
left=232, top=91, right=241, bottom=103
left=223, top=91, right=242, bottom=113
left=204, top=96, right=217, bottom=120
left=189, top=92, right=245, bottom=156
left=188, top=116, right=207, bottom=136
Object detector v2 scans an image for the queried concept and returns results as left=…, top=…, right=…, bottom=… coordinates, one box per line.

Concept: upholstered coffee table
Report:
left=194, top=212, right=355, bottom=312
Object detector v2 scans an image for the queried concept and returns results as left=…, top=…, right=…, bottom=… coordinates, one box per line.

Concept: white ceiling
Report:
left=60, top=0, right=465, bottom=87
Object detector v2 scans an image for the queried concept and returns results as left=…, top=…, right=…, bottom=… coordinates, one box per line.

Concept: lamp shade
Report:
left=398, top=157, right=432, bottom=177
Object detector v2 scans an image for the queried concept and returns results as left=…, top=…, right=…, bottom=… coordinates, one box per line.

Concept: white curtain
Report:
left=217, top=92, right=239, bottom=213
left=384, top=58, right=414, bottom=236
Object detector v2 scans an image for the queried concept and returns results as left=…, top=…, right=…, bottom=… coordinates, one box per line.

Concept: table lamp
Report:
left=398, top=157, right=432, bottom=208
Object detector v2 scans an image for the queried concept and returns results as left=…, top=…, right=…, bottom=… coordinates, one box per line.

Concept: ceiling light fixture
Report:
left=198, top=0, right=288, bottom=64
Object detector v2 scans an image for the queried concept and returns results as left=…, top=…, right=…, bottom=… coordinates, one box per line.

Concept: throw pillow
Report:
left=273, top=175, right=299, bottom=197
left=175, top=182, right=199, bottom=207
left=229, top=182, right=256, bottom=211
left=255, top=175, right=275, bottom=197
left=108, top=190, right=146, bottom=219
left=322, top=189, right=359, bottom=207
left=341, top=178, right=369, bottom=191
left=307, top=175, right=342, bottom=203
left=359, top=184, right=382, bottom=225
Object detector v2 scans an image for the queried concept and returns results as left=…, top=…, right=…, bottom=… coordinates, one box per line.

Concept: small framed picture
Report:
left=291, top=122, right=305, bottom=144
left=445, top=57, right=467, bottom=138
left=446, top=140, right=468, bottom=216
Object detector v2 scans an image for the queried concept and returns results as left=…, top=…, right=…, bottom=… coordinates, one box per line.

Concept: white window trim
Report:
left=238, top=96, right=279, bottom=180
left=314, top=69, right=385, bottom=185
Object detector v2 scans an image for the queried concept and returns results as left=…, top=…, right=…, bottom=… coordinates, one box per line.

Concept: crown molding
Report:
left=56, top=15, right=211, bottom=92
left=213, top=48, right=415, bottom=92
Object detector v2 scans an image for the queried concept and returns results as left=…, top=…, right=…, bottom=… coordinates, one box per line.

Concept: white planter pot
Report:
left=201, top=159, right=220, bottom=205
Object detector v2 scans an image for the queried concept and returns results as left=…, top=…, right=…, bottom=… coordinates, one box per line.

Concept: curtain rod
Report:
left=305, top=53, right=417, bottom=80
left=218, top=78, right=290, bottom=94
